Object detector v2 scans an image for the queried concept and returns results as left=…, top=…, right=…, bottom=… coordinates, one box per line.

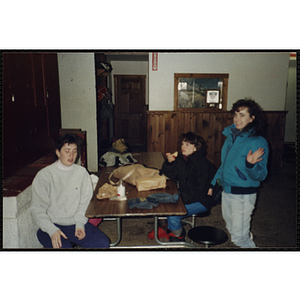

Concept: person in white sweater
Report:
left=30, top=133, right=110, bottom=249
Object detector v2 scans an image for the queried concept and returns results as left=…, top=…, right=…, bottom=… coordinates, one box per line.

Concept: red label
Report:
left=152, top=53, right=158, bottom=71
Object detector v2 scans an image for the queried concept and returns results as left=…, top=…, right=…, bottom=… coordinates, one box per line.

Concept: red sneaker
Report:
left=148, top=227, right=170, bottom=240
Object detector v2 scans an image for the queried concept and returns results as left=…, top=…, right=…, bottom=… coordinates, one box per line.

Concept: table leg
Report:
left=154, top=216, right=196, bottom=247
left=103, top=217, right=122, bottom=247
left=104, top=216, right=200, bottom=248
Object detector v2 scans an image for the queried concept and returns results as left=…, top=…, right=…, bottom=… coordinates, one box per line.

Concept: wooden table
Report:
left=85, top=152, right=194, bottom=248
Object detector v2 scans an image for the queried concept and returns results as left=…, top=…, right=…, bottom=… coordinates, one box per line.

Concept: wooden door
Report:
left=114, top=75, right=147, bottom=147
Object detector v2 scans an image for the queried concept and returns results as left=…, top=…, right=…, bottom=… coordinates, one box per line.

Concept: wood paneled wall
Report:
left=147, top=111, right=287, bottom=170
left=3, top=53, right=61, bottom=179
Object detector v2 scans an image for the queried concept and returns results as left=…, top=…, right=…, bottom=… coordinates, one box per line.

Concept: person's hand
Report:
left=166, top=153, right=176, bottom=163
left=207, top=188, right=213, bottom=196
left=247, top=148, right=264, bottom=164
left=51, top=230, right=68, bottom=248
left=75, top=228, right=86, bottom=240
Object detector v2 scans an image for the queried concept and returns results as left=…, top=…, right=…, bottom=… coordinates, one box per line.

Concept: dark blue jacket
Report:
left=211, top=124, right=269, bottom=194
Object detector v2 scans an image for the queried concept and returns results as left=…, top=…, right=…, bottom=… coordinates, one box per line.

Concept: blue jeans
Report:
left=37, top=222, right=110, bottom=249
left=167, top=201, right=208, bottom=231
left=222, top=191, right=256, bottom=248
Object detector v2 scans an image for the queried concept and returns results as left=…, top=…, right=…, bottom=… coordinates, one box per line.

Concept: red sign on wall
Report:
left=152, top=53, right=158, bottom=71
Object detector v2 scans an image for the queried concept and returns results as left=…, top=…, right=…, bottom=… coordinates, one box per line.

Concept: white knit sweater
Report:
left=30, top=162, right=93, bottom=237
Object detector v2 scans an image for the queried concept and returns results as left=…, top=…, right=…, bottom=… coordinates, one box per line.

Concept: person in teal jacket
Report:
left=208, top=99, right=269, bottom=248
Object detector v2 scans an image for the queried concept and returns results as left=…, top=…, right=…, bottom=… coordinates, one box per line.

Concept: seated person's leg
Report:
left=37, top=228, right=73, bottom=249
left=167, top=201, right=208, bottom=241
left=167, top=215, right=183, bottom=232
left=185, top=201, right=208, bottom=216
left=168, top=201, right=208, bottom=230
left=75, top=222, right=110, bottom=248
left=167, top=215, right=185, bottom=241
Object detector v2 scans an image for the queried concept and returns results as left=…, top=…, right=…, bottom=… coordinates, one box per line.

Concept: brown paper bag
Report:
left=109, top=164, right=160, bottom=186
left=96, top=183, right=118, bottom=200
left=135, top=175, right=167, bottom=191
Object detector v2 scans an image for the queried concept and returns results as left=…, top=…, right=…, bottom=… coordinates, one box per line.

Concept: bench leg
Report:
left=103, top=217, right=122, bottom=247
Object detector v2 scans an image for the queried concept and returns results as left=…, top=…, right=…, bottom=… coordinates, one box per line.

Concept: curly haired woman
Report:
left=208, top=99, right=269, bottom=248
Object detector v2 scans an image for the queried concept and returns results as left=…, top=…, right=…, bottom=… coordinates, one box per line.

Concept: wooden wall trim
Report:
left=147, top=110, right=287, bottom=169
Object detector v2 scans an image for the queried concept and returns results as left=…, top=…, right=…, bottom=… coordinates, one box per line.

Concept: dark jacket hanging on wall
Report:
left=160, top=149, right=216, bottom=209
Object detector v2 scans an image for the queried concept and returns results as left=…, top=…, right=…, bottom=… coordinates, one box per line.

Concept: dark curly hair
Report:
left=231, top=99, right=267, bottom=136
left=179, top=132, right=207, bottom=152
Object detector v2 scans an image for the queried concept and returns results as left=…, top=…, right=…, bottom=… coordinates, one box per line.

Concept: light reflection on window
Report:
left=178, top=82, right=187, bottom=90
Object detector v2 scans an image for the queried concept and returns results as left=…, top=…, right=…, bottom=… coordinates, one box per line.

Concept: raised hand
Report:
left=246, top=148, right=265, bottom=164
left=166, top=153, right=176, bottom=163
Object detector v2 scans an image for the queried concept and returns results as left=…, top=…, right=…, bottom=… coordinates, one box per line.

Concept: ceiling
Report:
left=104, top=52, right=149, bottom=62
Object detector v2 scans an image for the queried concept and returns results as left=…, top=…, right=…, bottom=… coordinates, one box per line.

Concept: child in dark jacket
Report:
left=208, top=99, right=269, bottom=248
left=159, top=132, right=216, bottom=242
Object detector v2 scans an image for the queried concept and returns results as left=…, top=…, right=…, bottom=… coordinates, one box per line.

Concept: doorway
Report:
left=114, top=75, right=147, bottom=150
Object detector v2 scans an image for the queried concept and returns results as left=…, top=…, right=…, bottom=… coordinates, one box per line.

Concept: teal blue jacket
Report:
left=211, top=124, right=269, bottom=194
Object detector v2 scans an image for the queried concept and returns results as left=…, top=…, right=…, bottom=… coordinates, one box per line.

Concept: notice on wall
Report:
left=152, top=53, right=158, bottom=71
